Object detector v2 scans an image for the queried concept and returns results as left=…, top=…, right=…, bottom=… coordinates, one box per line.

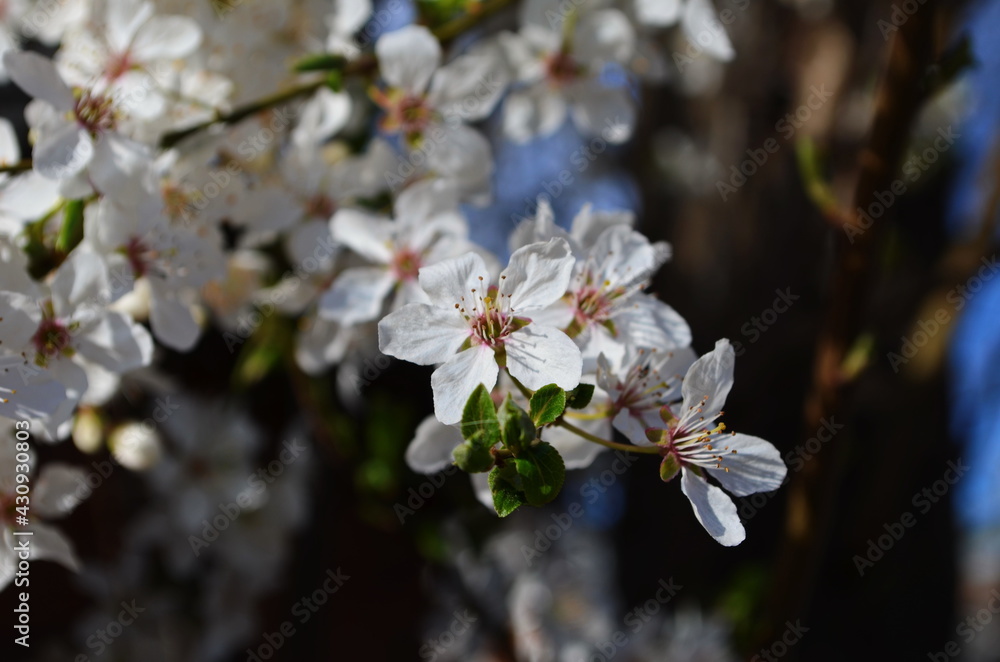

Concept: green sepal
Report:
left=497, top=395, right=534, bottom=456
left=566, top=383, right=595, bottom=409
left=55, top=199, right=85, bottom=255
left=512, top=442, right=565, bottom=507
left=488, top=465, right=526, bottom=517
left=293, top=53, right=348, bottom=72
left=528, top=384, right=566, bottom=427
left=659, top=453, right=681, bottom=482
left=460, top=384, right=500, bottom=450
left=452, top=442, right=494, bottom=473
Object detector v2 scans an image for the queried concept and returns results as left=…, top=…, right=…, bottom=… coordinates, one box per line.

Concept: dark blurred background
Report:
left=5, top=0, right=1000, bottom=660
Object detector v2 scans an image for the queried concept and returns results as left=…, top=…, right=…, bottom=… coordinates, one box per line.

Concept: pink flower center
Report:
left=456, top=283, right=521, bottom=347
left=573, top=286, right=615, bottom=323
left=32, top=317, right=73, bottom=360
left=105, top=50, right=133, bottom=80
left=304, top=194, right=336, bottom=220
left=391, top=248, right=422, bottom=281
left=470, top=307, right=514, bottom=347
left=75, top=91, right=117, bottom=134
left=372, top=88, right=437, bottom=143
left=545, top=51, right=582, bottom=86
left=124, top=236, right=155, bottom=278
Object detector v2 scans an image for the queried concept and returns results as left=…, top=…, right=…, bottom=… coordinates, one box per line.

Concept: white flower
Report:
left=0, top=117, right=61, bottom=237
left=0, top=248, right=154, bottom=436
left=2, top=50, right=151, bottom=200
left=633, top=0, right=734, bottom=62
left=512, top=200, right=690, bottom=370
left=320, top=181, right=479, bottom=326
left=651, top=339, right=786, bottom=546
left=83, top=192, right=224, bottom=351
left=563, top=224, right=689, bottom=369
left=109, top=421, right=163, bottom=471
left=0, top=435, right=88, bottom=590
left=325, top=0, right=373, bottom=57
left=379, top=237, right=582, bottom=424
left=597, top=346, right=695, bottom=445
left=500, top=0, right=637, bottom=143
left=56, top=0, right=203, bottom=120
left=373, top=24, right=507, bottom=200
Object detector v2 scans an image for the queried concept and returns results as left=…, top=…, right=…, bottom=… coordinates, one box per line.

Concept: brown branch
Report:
left=759, top=0, right=943, bottom=647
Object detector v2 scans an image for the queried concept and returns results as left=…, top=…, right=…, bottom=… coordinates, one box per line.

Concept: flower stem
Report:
left=0, top=160, right=33, bottom=175
left=556, top=419, right=661, bottom=455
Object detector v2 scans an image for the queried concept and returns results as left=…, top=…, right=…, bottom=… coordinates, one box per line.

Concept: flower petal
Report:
left=148, top=285, right=200, bottom=351
left=25, top=520, right=81, bottom=571
left=500, top=237, right=575, bottom=312
left=75, top=311, right=153, bottom=373
left=502, top=87, right=567, bottom=143
left=614, top=294, right=692, bottom=352
left=680, top=467, right=744, bottom=546
left=131, top=15, right=202, bottom=61
left=706, top=433, right=787, bottom=497
left=378, top=303, right=469, bottom=365
left=431, top=345, right=499, bottom=425
left=681, top=338, right=734, bottom=416
left=34, top=464, right=87, bottom=518
left=34, top=122, right=92, bottom=181
left=405, top=415, right=463, bottom=474
left=418, top=251, right=490, bottom=309
left=567, top=82, right=635, bottom=144
left=573, top=9, right=635, bottom=64
left=330, top=208, right=394, bottom=263
left=375, top=25, right=441, bottom=94
left=2, top=51, right=74, bottom=110
left=681, top=0, right=734, bottom=62
left=319, top=267, right=395, bottom=326
left=505, top=324, right=582, bottom=391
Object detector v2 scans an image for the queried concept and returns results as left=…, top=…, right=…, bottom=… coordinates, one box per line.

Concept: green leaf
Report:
left=461, top=384, right=500, bottom=449
left=497, top=395, right=534, bottom=456
left=528, top=384, right=566, bottom=426
left=566, top=383, right=595, bottom=409
left=293, top=52, right=348, bottom=72
left=513, top=442, right=565, bottom=507
left=325, top=70, right=343, bottom=92
left=452, top=442, right=494, bottom=473
left=488, top=466, right=526, bottom=517
left=659, top=453, right=680, bottom=482
left=55, top=199, right=85, bottom=255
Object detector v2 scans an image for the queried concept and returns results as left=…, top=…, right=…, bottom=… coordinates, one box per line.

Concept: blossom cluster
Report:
left=0, top=0, right=785, bottom=616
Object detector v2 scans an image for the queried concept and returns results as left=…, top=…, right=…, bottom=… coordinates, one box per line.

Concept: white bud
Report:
left=109, top=422, right=163, bottom=471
